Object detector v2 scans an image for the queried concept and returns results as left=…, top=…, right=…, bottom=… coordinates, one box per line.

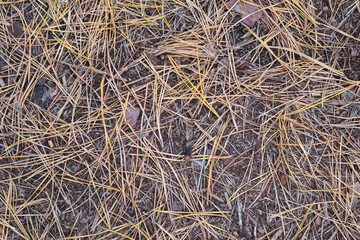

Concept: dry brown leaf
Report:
left=227, top=0, right=263, bottom=27
left=125, top=107, right=140, bottom=126
left=278, top=172, right=287, bottom=185
left=116, top=81, right=122, bottom=90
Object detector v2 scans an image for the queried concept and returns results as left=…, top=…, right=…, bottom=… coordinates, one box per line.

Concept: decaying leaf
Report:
left=271, top=228, right=283, bottom=240
left=0, top=78, right=5, bottom=87
left=278, top=172, right=287, bottom=185
left=242, top=224, right=253, bottom=239
left=8, top=21, right=24, bottom=38
left=125, top=107, right=140, bottom=126
left=227, top=0, right=263, bottom=27
left=50, top=87, right=58, bottom=99
left=171, top=200, right=185, bottom=211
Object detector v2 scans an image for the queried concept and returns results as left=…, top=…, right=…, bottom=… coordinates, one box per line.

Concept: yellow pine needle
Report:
left=159, top=211, right=229, bottom=220
left=271, top=46, right=344, bottom=77
left=278, top=117, right=297, bottom=182
left=109, top=212, right=150, bottom=239
left=62, top=173, right=120, bottom=192
left=207, top=117, right=229, bottom=202
left=286, top=84, right=356, bottom=116
left=54, top=36, right=97, bottom=61
left=271, top=202, right=330, bottom=219
left=0, top=83, right=16, bottom=94
left=85, top=161, right=112, bottom=229
left=168, top=56, right=219, bottom=118
left=100, top=75, right=116, bottom=184
left=243, top=23, right=301, bottom=80
left=121, top=8, right=160, bottom=26
left=228, top=171, right=271, bottom=204
left=154, top=0, right=171, bottom=30
left=285, top=0, right=318, bottom=26
left=0, top=0, right=27, bottom=4
left=63, top=231, right=105, bottom=239
left=100, top=227, right=135, bottom=240
left=0, top=181, right=30, bottom=239
left=292, top=201, right=316, bottom=240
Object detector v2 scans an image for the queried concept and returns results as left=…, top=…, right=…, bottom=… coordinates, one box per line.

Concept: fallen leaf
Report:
left=274, top=220, right=282, bottom=228
left=125, top=107, right=140, bottom=126
left=258, top=227, right=265, bottom=237
left=271, top=228, right=283, bottom=240
left=227, top=0, right=263, bottom=27
left=171, top=200, right=185, bottom=211
left=278, top=172, right=287, bottom=185
left=50, top=87, right=58, bottom=99
left=8, top=21, right=24, bottom=38
left=242, top=224, right=253, bottom=238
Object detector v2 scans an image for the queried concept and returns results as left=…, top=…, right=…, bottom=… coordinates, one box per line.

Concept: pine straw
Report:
left=0, top=0, right=360, bottom=239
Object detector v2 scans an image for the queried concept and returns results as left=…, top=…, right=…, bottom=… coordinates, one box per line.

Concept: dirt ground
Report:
left=1, top=0, right=360, bottom=239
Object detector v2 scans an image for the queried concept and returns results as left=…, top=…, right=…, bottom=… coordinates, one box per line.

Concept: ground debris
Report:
left=171, top=200, right=185, bottom=211
left=226, top=0, right=263, bottom=27
left=125, top=106, right=140, bottom=126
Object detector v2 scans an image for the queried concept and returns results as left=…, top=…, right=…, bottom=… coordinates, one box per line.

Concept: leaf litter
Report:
left=125, top=106, right=140, bottom=126
left=226, top=0, right=263, bottom=27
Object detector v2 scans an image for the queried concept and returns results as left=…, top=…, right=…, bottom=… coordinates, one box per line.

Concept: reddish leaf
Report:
left=227, top=0, right=263, bottom=27
left=125, top=107, right=140, bottom=126
left=278, top=172, right=287, bottom=185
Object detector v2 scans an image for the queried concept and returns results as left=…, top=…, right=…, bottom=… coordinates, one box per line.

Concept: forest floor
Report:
left=1, top=0, right=360, bottom=239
